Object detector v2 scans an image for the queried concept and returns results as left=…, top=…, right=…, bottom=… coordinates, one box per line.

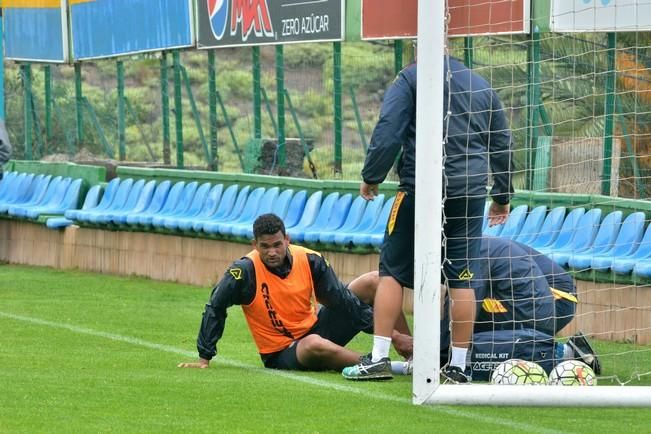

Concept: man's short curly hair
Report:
left=252, top=213, right=286, bottom=239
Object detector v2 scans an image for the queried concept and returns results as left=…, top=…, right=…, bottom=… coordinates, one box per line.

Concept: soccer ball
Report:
left=548, top=360, right=597, bottom=386
left=490, top=359, right=549, bottom=385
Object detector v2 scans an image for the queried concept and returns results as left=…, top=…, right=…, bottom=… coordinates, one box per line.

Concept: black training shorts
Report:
left=261, top=302, right=363, bottom=371
left=378, top=191, right=483, bottom=289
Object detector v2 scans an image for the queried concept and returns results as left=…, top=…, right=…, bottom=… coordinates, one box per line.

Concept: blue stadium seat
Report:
left=24, top=178, right=80, bottom=219
left=333, top=195, right=385, bottom=246
left=351, top=195, right=395, bottom=247
left=6, top=175, right=52, bottom=216
left=67, top=177, right=121, bottom=221
left=23, top=177, right=71, bottom=219
left=495, top=204, right=528, bottom=240
left=239, top=189, right=299, bottom=239
left=46, top=185, right=104, bottom=229
left=228, top=187, right=282, bottom=237
left=569, top=212, right=645, bottom=271
left=41, top=178, right=83, bottom=217
left=514, top=205, right=547, bottom=245
left=161, top=182, right=212, bottom=230
left=176, top=184, right=224, bottom=232
left=535, top=207, right=587, bottom=256
left=612, top=222, right=651, bottom=274
left=567, top=210, right=623, bottom=270
left=483, top=217, right=504, bottom=237
left=524, top=206, right=567, bottom=249
left=316, top=195, right=368, bottom=244
left=125, top=180, right=172, bottom=226
left=281, top=190, right=308, bottom=229
left=0, top=173, right=34, bottom=210
left=11, top=176, right=64, bottom=218
left=202, top=186, right=252, bottom=234
left=633, top=260, right=651, bottom=278
left=0, top=172, right=17, bottom=201
left=4, top=174, right=51, bottom=214
left=302, top=193, right=353, bottom=244
left=546, top=208, right=602, bottom=266
left=484, top=204, right=526, bottom=238
left=137, top=181, right=186, bottom=226
left=271, top=188, right=296, bottom=220
left=93, top=179, right=146, bottom=224
left=108, top=180, right=157, bottom=225
left=86, top=178, right=136, bottom=224
left=285, top=191, right=322, bottom=235
left=151, top=181, right=199, bottom=228
left=481, top=201, right=491, bottom=233
left=191, top=184, right=239, bottom=233
left=288, top=191, right=338, bottom=242
left=590, top=212, right=647, bottom=272
left=213, top=187, right=269, bottom=236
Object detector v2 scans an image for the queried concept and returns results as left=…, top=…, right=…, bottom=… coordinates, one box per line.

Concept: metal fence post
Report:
left=275, top=45, right=285, bottom=167
left=333, top=41, right=342, bottom=176
left=117, top=60, right=126, bottom=161
left=22, top=64, right=33, bottom=160
left=75, top=63, right=83, bottom=147
left=44, top=65, right=52, bottom=142
left=602, top=32, right=617, bottom=196
left=208, top=50, right=218, bottom=170
left=253, top=46, right=262, bottom=141
left=173, top=50, right=184, bottom=169
left=161, top=52, right=171, bottom=165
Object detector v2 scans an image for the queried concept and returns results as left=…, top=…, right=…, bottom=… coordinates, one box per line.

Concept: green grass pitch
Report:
left=1, top=264, right=650, bottom=433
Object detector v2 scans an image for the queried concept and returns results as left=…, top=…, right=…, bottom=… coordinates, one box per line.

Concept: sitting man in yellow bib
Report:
left=178, top=213, right=412, bottom=372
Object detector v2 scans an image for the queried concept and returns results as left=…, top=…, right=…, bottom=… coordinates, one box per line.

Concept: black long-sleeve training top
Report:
left=361, top=57, right=514, bottom=204
left=196, top=248, right=373, bottom=360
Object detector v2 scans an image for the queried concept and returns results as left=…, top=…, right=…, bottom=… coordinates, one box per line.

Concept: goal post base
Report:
left=416, top=385, right=651, bottom=407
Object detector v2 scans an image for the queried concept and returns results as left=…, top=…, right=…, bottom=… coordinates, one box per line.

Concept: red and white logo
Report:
left=230, top=0, right=274, bottom=41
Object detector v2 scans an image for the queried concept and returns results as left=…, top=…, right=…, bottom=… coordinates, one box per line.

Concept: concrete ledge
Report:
left=2, top=220, right=649, bottom=344
left=0, top=220, right=378, bottom=288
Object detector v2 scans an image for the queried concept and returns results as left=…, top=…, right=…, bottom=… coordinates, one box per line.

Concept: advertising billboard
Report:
left=551, top=0, right=651, bottom=32
left=3, top=0, right=68, bottom=63
left=70, top=0, right=194, bottom=60
left=361, top=0, right=530, bottom=40
left=197, top=0, right=344, bottom=48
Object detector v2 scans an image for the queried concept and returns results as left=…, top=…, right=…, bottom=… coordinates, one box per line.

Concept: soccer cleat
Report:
left=342, top=354, right=393, bottom=381
left=441, top=365, right=471, bottom=384
left=568, top=331, right=601, bottom=375
left=404, top=358, right=413, bottom=375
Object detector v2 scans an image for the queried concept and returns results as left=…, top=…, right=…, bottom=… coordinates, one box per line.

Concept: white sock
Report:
left=371, top=335, right=392, bottom=362
left=390, top=361, right=411, bottom=375
left=450, top=346, right=468, bottom=370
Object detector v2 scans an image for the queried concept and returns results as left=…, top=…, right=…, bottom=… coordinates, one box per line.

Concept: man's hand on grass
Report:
left=178, top=358, right=210, bottom=369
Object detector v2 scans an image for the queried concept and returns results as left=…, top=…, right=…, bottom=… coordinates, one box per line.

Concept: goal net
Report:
left=413, top=0, right=651, bottom=406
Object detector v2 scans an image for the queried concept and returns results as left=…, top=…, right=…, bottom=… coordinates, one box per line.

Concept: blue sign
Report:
left=3, top=0, right=68, bottom=63
left=70, top=0, right=194, bottom=60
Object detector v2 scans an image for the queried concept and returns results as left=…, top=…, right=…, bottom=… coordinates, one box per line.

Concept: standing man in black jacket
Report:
left=343, top=57, right=514, bottom=382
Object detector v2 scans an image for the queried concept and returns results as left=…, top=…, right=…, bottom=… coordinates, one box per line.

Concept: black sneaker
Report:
left=568, top=331, right=602, bottom=375
left=342, top=353, right=393, bottom=381
left=441, top=365, right=471, bottom=384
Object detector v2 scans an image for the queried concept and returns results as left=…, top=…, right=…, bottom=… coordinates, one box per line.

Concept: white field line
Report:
left=0, top=311, right=564, bottom=434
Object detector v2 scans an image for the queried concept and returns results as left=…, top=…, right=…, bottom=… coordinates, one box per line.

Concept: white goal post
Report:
left=411, top=0, right=651, bottom=407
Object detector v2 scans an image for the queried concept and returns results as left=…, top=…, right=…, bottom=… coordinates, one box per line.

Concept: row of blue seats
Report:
left=3, top=170, right=651, bottom=277
left=0, top=172, right=83, bottom=219
left=49, top=176, right=395, bottom=248
left=483, top=203, right=651, bottom=278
